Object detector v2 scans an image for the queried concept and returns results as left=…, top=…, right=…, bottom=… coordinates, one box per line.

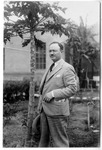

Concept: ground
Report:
left=3, top=91, right=100, bottom=147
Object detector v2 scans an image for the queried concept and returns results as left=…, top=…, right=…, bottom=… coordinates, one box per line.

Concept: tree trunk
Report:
left=25, top=31, right=36, bottom=146
left=3, top=47, right=5, bottom=71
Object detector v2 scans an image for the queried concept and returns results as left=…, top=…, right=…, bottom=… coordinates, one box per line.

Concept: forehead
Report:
left=49, top=43, right=60, bottom=50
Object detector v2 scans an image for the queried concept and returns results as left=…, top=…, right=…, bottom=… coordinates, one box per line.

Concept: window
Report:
left=36, top=43, right=46, bottom=69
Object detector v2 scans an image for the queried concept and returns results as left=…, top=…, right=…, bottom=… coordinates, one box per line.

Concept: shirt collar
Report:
left=54, top=58, right=63, bottom=67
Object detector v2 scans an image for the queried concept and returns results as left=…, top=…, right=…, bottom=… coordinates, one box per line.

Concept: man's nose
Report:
left=50, top=52, right=53, bottom=55
left=50, top=50, right=54, bottom=54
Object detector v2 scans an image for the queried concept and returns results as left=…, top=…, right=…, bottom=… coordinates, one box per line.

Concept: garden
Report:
left=3, top=80, right=100, bottom=147
left=3, top=1, right=100, bottom=147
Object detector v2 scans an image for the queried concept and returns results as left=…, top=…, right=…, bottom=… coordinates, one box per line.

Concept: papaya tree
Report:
left=4, top=1, right=74, bottom=146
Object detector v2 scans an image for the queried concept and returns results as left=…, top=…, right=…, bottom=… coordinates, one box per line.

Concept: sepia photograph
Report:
left=3, top=0, right=101, bottom=148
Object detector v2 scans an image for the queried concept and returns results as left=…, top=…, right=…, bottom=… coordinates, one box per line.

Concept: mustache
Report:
left=50, top=54, right=54, bottom=57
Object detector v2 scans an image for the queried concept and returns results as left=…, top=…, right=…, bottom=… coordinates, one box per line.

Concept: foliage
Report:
left=3, top=80, right=40, bottom=104
left=4, top=1, right=72, bottom=44
left=3, top=103, right=14, bottom=118
left=66, top=17, right=99, bottom=87
left=3, top=102, right=19, bottom=124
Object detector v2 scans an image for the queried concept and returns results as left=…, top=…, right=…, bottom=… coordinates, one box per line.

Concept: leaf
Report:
left=41, top=31, right=45, bottom=35
left=18, top=31, right=23, bottom=38
left=34, top=36, right=45, bottom=48
left=22, top=39, right=31, bottom=47
left=82, top=54, right=91, bottom=63
left=4, top=1, right=74, bottom=45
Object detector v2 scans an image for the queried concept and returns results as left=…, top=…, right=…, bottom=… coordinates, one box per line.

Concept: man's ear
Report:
left=61, top=49, right=63, bottom=53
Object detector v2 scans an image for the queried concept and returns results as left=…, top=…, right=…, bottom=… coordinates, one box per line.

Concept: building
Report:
left=4, top=32, right=67, bottom=82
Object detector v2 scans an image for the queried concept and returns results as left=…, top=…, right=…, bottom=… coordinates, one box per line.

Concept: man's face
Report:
left=49, top=43, right=62, bottom=62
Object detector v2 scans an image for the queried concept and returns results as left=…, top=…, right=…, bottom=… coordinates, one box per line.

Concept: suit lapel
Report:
left=40, top=69, right=49, bottom=94
left=40, top=59, right=65, bottom=93
left=46, top=59, right=65, bottom=82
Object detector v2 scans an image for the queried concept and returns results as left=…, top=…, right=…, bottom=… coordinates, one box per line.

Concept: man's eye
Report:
left=49, top=50, right=56, bottom=53
left=50, top=50, right=53, bottom=52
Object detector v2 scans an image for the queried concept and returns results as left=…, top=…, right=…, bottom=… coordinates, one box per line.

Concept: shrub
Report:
left=3, top=79, right=40, bottom=104
left=3, top=80, right=29, bottom=103
left=3, top=102, right=18, bottom=126
left=3, top=103, right=12, bottom=118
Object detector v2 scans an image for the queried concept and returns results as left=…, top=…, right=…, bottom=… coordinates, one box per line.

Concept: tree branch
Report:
left=33, top=16, right=47, bottom=29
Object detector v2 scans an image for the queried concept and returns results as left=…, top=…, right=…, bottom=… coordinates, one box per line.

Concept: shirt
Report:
left=52, top=58, right=63, bottom=70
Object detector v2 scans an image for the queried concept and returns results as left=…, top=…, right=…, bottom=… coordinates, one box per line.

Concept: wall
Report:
left=5, top=47, right=30, bottom=73
left=4, top=32, right=68, bottom=81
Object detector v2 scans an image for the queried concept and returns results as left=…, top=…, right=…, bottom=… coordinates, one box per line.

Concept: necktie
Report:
left=50, top=63, right=55, bottom=72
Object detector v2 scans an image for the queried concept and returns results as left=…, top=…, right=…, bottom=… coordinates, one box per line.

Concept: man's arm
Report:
left=52, top=67, right=77, bottom=100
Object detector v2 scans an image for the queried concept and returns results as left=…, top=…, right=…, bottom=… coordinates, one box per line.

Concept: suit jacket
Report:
left=38, top=59, right=77, bottom=116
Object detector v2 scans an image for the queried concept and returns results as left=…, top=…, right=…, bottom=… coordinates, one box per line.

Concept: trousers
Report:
left=38, top=110, right=69, bottom=147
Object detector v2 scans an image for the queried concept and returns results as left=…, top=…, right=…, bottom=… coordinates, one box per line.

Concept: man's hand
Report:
left=43, top=92, right=54, bottom=103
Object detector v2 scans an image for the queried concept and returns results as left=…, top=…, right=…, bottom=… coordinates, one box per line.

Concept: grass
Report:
left=3, top=92, right=100, bottom=147
left=68, top=101, right=100, bottom=147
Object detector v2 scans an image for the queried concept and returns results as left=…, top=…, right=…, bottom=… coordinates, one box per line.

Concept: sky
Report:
left=46, top=1, right=100, bottom=27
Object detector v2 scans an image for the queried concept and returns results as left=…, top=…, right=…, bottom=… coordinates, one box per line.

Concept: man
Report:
left=37, top=42, right=78, bottom=147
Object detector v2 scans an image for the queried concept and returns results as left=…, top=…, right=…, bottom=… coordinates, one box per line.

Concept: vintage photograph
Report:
left=3, top=0, right=100, bottom=148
